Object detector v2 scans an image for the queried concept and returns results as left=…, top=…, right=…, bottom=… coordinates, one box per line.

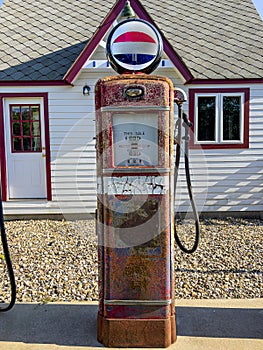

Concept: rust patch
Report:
left=124, top=255, right=151, bottom=292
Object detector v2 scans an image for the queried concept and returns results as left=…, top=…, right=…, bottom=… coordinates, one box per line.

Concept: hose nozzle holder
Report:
left=174, top=88, right=187, bottom=105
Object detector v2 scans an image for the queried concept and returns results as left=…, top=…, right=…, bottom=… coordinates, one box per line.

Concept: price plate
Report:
left=113, top=113, right=158, bottom=166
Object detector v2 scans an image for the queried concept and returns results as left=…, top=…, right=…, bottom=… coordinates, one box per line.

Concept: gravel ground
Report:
left=0, top=217, right=262, bottom=303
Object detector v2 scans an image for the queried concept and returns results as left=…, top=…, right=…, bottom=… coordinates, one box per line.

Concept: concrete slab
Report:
left=0, top=299, right=262, bottom=350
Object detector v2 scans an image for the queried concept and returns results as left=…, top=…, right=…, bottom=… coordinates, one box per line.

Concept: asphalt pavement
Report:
left=0, top=299, right=262, bottom=350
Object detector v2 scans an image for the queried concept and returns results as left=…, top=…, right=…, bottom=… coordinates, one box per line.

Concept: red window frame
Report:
left=189, top=88, right=250, bottom=149
left=9, top=104, right=42, bottom=153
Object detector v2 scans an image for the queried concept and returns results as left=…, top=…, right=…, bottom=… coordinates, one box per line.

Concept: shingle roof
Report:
left=0, top=0, right=262, bottom=82
left=148, top=0, right=263, bottom=80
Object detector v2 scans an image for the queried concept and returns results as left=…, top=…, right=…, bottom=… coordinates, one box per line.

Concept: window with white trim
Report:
left=189, top=88, right=249, bottom=149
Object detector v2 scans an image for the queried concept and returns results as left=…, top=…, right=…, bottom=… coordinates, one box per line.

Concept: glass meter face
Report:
left=112, top=113, right=158, bottom=166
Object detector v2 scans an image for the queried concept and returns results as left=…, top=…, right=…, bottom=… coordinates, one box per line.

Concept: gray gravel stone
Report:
left=0, top=217, right=262, bottom=303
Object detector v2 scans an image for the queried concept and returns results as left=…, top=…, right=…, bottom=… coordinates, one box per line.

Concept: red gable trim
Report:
left=188, top=78, right=263, bottom=85
left=64, top=0, right=127, bottom=84
left=0, top=81, right=70, bottom=87
left=64, top=0, right=193, bottom=84
left=130, top=0, right=193, bottom=82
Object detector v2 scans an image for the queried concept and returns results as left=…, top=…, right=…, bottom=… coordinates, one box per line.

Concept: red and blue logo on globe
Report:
left=107, top=19, right=163, bottom=74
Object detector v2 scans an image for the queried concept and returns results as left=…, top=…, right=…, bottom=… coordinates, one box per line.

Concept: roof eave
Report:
left=0, top=80, right=72, bottom=87
left=187, top=78, right=263, bottom=85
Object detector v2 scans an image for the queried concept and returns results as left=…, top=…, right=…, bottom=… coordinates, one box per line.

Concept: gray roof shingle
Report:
left=0, top=0, right=262, bottom=81
left=154, top=0, right=263, bottom=80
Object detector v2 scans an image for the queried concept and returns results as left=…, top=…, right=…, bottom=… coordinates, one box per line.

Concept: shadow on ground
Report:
left=176, top=306, right=263, bottom=339
left=0, top=303, right=262, bottom=347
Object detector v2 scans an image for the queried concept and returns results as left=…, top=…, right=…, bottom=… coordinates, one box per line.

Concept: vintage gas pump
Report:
left=96, top=18, right=199, bottom=347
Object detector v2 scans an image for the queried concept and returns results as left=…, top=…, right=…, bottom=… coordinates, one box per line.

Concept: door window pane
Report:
left=197, top=96, right=216, bottom=141
left=22, top=122, right=30, bottom=136
left=22, top=106, right=30, bottom=120
left=12, top=122, right=20, bottom=136
left=223, top=96, right=241, bottom=141
left=11, top=106, right=20, bottom=120
left=13, top=138, right=22, bottom=151
left=31, top=106, right=40, bottom=121
left=32, top=122, right=40, bottom=136
left=32, top=137, right=41, bottom=151
left=10, top=104, right=42, bottom=152
left=23, top=138, right=31, bottom=151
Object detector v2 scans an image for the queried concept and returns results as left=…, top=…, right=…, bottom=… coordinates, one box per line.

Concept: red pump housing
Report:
left=96, top=74, right=175, bottom=347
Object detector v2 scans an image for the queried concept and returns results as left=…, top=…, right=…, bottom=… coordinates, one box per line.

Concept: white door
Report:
left=4, top=98, right=47, bottom=199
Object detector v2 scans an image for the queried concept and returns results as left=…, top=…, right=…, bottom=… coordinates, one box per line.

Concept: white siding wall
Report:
left=49, top=70, right=116, bottom=217
left=1, top=68, right=262, bottom=217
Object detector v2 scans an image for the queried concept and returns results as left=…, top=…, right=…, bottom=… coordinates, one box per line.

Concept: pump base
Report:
left=97, top=314, right=176, bottom=348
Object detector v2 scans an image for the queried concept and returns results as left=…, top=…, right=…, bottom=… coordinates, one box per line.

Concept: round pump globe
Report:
left=106, top=18, right=163, bottom=74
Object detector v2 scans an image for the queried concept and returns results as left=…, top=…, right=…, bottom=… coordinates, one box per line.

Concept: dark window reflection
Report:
left=198, top=96, right=216, bottom=141
left=223, top=96, right=241, bottom=141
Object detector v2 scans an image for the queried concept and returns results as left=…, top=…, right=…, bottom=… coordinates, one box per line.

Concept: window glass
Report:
left=23, top=138, right=31, bottom=151
left=10, top=104, right=41, bottom=152
left=31, top=106, right=40, bottom=121
left=32, top=137, right=41, bottom=151
left=190, top=89, right=248, bottom=149
left=22, top=106, right=30, bottom=120
left=22, top=122, right=30, bottom=136
left=223, top=96, right=241, bottom=141
left=11, top=106, right=20, bottom=120
left=32, top=122, right=40, bottom=136
left=197, top=96, right=216, bottom=141
left=13, top=138, right=22, bottom=151
left=12, top=122, right=20, bottom=136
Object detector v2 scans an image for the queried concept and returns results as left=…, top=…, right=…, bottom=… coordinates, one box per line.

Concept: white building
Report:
left=0, top=0, right=262, bottom=218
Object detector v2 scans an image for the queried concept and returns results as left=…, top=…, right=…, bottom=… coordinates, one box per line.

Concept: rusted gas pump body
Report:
left=96, top=74, right=176, bottom=347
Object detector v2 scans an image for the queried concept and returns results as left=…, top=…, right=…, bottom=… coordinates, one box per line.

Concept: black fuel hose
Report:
left=0, top=191, right=16, bottom=312
left=174, top=107, right=200, bottom=254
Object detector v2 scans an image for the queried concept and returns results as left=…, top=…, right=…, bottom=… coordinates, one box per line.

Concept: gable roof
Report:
left=0, top=0, right=263, bottom=84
